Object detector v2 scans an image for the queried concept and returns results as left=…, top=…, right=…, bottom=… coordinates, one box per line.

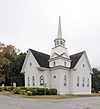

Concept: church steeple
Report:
left=49, top=16, right=71, bottom=68
left=54, top=16, right=65, bottom=47
left=57, top=16, right=62, bottom=38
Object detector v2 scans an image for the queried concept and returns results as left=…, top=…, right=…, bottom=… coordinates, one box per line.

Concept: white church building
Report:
left=21, top=17, right=93, bottom=95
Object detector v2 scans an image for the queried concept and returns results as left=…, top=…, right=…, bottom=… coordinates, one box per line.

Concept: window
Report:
left=55, top=41, right=58, bottom=46
left=57, top=41, right=59, bottom=45
left=83, top=64, right=85, bottom=67
left=55, top=42, right=56, bottom=46
left=53, top=75, right=56, bottom=78
left=87, top=78, right=89, bottom=87
left=82, top=77, right=85, bottom=87
left=32, top=76, right=35, bottom=86
left=53, top=61, right=56, bottom=66
left=40, top=75, right=44, bottom=85
left=28, top=77, right=30, bottom=86
left=64, top=75, right=67, bottom=86
left=64, top=61, right=66, bottom=66
left=30, top=62, right=32, bottom=67
left=60, top=41, right=63, bottom=45
left=77, top=76, right=79, bottom=86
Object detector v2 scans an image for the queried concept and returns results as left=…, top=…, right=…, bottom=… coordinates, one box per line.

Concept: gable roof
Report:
left=70, top=51, right=85, bottom=68
left=29, top=49, right=84, bottom=69
left=29, top=49, right=50, bottom=68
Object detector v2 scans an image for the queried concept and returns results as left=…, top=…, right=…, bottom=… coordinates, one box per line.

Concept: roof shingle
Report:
left=29, top=49, right=50, bottom=68
left=70, top=51, right=84, bottom=68
left=29, top=49, right=84, bottom=69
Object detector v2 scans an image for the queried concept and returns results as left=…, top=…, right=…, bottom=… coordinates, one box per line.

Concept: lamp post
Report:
left=44, top=82, right=47, bottom=95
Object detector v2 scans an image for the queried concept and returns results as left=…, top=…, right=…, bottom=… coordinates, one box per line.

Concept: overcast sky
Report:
left=0, top=0, right=100, bottom=68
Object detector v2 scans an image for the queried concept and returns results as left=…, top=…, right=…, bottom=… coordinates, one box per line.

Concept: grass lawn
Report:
left=0, top=91, right=77, bottom=99
left=0, top=91, right=100, bottom=99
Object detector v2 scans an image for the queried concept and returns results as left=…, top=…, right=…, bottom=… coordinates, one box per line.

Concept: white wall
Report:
left=38, top=70, right=50, bottom=89
left=49, top=58, right=70, bottom=68
left=50, top=68, right=70, bottom=95
left=24, top=50, right=40, bottom=88
left=50, top=69, right=60, bottom=93
left=72, top=53, right=92, bottom=94
left=59, top=69, right=70, bottom=95
left=23, top=50, right=51, bottom=89
left=51, top=46, right=69, bottom=58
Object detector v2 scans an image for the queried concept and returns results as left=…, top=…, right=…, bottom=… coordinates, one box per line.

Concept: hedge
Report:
left=26, top=88, right=37, bottom=95
left=48, top=89, right=57, bottom=95
left=26, top=88, right=57, bottom=95
left=0, top=86, right=57, bottom=95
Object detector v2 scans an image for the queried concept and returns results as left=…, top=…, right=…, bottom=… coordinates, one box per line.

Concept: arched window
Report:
left=57, top=41, right=59, bottom=45
left=60, top=41, right=63, bottom=45
left=53, top=61, right=56, bottom=66
left=53, top=75, right=56, bottom=78
left=30, top=62, right=32, bottom=67
left=40, top=75, right=44, bottom=85
left=64, top=61, right=66, bottom=66
left=83, top=64, right=85, bottom=67
left=87, top=78, right=89, bottom=87
left=82, top=77, right=85, bottom=87
left=77, top=76, right=79, bottom=86
left=64, top=75, right=67, bottom=86
left=28, top=77, right=30, bottom=86
left=32, top=76, right=35, bottom=86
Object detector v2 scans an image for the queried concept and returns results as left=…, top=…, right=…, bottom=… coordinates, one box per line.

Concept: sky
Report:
left=0, top=0, right=100, bottom=68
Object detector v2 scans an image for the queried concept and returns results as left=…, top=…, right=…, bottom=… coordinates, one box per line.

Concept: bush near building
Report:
left=13, top=87, right=57, bottom=96
left=48, top=89, right=57, bottom=95
left=0, top=86, right=58, bottom=96
left=6, top=86, right=13, bottom=91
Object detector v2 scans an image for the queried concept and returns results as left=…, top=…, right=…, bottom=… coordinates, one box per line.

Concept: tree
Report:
left=10, top=52, right=26, bottom=86
left=0, top=42, right=26, bottom=86
left=0, top=43, right=12, bottom=84
left=92, top=68, right=100, bottom=92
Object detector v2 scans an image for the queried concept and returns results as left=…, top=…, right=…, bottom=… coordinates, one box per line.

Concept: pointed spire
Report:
left=57, top=16, right=62, bottom=38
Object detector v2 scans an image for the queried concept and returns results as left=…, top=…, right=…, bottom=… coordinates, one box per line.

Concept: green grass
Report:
left=0, top=91, right=100, bottom=99
left=0, top=91, right=14, bottom=95
left=21, top=95, right=79, bottom=99
left=0, top=91, right=77, bottom=99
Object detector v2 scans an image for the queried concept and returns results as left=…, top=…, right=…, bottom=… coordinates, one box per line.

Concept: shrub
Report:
left=20, top=90, right=26, bottom=95
left=37, top=88, right=45, bottom=95
left=6, top=86, right=13, bottom=91
left=27, top=91, right=33, bottom=96
left=12, top=87, right=26, bottom=94
left=37, top=88, right=48, bottom=95
left=32, top=89, right=37, bottom=95
left=26, top=88, right=34, bottom=92
left=48, top=89, right=57, bottom=95
left=26, top=88, right=37, bottom=95
left=12, top=87, right=21, bottom=94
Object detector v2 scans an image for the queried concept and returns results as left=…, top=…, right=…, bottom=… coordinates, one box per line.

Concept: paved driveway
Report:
left=0, top=95, right=100, bottom=109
